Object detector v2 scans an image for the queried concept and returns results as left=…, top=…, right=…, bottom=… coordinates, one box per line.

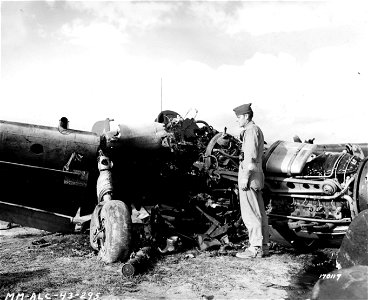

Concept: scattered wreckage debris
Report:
left=121, top=246, right=153, bottom=277
left=116, top=197, right=249, bottom=277
left=31, top=238, right=52, bottom=248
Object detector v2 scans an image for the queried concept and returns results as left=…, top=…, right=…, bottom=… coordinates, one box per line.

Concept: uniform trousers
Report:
left=238, top=169, right=269, bottom=248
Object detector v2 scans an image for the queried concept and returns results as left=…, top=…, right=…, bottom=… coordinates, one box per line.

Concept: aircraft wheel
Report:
left=99, top=200, right=132, bottom=263
left=353, top=157, right=368, bottom=213
left=89, top=205, right=101, bottom=251
left=337, top=210, right=368, bottom=269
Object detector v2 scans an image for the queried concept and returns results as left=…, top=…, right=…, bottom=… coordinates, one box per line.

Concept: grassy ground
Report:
left=0, top=224, right=337, bottom=300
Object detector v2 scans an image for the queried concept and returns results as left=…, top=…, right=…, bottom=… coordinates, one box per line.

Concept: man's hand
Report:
left=239, top=178, right=249, bottom=191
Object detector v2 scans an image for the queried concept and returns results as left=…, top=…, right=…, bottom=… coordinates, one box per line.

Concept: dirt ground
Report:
left=0, top=221, right=338, bottom=300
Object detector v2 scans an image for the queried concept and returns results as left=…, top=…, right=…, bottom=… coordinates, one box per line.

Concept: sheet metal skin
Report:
left=104, top=122, right=168, bottom=152
left=0, top=120, right=101, bottom=170
left=264, top=141, right=317, bottom=175
left=0, top=120, right=102, bottom=229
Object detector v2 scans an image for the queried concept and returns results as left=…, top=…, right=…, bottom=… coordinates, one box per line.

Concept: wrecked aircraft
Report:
left=0, top=111, right=367, bottom=265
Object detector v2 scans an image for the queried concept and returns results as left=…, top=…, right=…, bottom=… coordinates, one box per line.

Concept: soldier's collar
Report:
left=243, top=120, right=255, bottom=130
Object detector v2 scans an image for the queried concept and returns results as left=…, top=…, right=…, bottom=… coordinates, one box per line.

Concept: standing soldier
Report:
left=233, top=103, right=270, bottom=258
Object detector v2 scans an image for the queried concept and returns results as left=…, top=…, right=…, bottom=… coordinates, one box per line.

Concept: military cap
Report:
left=233, top=103, right=252, bottom=116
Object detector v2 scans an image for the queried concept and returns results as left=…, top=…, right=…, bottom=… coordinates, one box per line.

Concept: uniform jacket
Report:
left=239, top=121, right=264, bottom=191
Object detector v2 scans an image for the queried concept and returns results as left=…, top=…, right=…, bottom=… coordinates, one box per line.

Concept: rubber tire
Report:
left=354, top=157, right=368, bottom=213
left=99, top=200, right=132, bottom=263
left=337, top=209, right=368, bottom=268
left=89, top=205, right=101, bottom=251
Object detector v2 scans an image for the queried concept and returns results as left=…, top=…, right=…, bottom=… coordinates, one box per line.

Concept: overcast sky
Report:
left=1, top=0, right=368, bottom=143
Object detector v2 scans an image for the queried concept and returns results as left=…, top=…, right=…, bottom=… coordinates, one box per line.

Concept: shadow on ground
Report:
left=0, top=269, right=50, bottom=288
left=286, top=249, right=338, bottom=300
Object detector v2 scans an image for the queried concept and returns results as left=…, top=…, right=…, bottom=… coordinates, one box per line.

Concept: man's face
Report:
left=236, top=114, right=249, bottom=128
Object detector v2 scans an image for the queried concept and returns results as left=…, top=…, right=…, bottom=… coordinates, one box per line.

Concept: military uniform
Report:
left=233, top=103, right=269, bottom=257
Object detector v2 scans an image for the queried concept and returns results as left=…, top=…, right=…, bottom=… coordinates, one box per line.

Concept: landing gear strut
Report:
left=89, top=151, right=131, bottom=263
